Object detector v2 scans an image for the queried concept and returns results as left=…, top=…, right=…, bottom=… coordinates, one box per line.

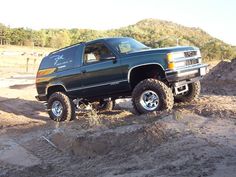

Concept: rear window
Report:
left=39, top=45, right=82, bottom=71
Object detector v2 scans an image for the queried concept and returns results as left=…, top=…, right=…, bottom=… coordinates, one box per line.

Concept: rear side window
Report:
left=39, top=45, right=83, bottom=71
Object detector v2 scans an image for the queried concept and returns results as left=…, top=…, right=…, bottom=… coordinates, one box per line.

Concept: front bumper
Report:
left=165, top=64, right=208, bottom=83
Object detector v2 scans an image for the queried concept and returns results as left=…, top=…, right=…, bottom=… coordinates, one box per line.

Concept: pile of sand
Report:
left=201, top=59, right=236, bottom=95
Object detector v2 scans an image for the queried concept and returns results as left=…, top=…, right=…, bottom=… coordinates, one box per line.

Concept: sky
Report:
left=0, top=0, right=235, bottom=45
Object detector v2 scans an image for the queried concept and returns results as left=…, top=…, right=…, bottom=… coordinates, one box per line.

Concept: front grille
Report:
left=184, top=51, right=197, bottom=58
left=186, top=58, right=199, bottom=66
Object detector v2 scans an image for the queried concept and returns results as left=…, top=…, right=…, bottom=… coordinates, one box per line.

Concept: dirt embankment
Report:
left=3, top=113, right=235, bottom=177
left=201, top=59, right=236, bottom=95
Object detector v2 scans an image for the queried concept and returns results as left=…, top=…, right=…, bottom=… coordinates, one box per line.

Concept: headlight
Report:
left=167, top=52, right=185, bottom=61
left=196, top=50, right=201, bottom=58
left=167, top=52, right=185, bottom=69
left=198, top=58, right=202, bottom=63
left=172, top=52, right=185, bottom=59
left=174, top=61, right=186, bottom=68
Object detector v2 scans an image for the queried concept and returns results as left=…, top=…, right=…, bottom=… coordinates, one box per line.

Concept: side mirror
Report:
left=110, top=56, right=117, bottom=63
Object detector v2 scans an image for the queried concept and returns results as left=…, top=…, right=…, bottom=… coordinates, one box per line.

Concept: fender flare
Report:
left=46, top=83, right=67, bottom=95
left=127, top=63, right=165, bottom=83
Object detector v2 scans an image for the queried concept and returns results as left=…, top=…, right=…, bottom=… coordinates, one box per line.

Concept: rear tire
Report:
left=132, top=79, right=174, bottom=114
left=97, top=99, right=115, bottom=111
left=174, top=81, right=201, bottom=103
left=47, top=92, right=75, bottom=122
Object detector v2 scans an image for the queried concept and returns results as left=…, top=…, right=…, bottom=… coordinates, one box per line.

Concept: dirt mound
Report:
left=175, top=95, right=236, bottom=119
left=201, top=59, right=236, bottom=95
left=49, top=122, right=168, bottom=157
left=12, top=114, right=235, bottom=177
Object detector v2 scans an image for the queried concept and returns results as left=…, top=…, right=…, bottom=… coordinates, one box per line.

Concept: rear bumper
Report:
left=165, top=64, right=208, bottom=83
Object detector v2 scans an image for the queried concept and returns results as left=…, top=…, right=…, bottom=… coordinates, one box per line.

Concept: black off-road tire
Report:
left=132, top=79, right=174, bottom=114
left=174, top=81, right=201, bottom=103
left=97, top=99, right=115, bottom=111
left=47, top=92, right=75, bottom=122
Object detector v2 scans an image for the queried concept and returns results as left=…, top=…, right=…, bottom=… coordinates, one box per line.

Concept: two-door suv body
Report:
left=36, top=37, right=207, bottom=121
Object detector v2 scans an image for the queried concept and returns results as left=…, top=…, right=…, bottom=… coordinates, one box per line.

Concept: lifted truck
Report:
left=36, top=37, right=207, bottom=121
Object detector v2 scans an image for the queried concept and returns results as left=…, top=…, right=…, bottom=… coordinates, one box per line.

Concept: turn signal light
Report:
left=167, top=53, right=175, bottom=69
left=168, top=62, right=175, bottom=70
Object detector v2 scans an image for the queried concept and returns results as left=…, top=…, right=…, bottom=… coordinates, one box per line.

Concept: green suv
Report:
left=36, top=37, right=207, bottom=121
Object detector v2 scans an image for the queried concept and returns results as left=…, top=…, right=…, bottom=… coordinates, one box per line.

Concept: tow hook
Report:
left=174, top=84, right=189, bottom=95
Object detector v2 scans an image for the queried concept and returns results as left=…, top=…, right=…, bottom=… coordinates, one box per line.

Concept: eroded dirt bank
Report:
left=1, top=110, right=236, bottom=177
left=201, top=59, right=236, bottom=95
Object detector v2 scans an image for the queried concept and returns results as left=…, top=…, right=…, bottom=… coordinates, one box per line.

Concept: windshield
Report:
left=107, top=38, right=150, bottom=54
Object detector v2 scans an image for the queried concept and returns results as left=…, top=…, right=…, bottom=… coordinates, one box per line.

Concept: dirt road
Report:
left=0, top=70, right=236, bottom=177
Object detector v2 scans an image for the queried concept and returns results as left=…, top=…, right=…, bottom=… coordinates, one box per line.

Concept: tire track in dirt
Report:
left=3, top=137, right=73, bottom=177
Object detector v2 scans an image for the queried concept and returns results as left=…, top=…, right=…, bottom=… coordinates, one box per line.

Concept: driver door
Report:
left=80, top=42, right=126, bottom=98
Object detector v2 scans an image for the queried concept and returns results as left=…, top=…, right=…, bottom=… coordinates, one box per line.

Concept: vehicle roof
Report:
left=49, top=42, right=84, bottom=56
left=48, top=37, right=131, bottom=56
left=87, top=37, right=131, bottom=43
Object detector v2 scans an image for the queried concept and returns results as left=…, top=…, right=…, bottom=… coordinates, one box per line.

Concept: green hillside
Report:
left=1, top=19, right=235, bottom=61
left=108, top=19, right=236, bottom=61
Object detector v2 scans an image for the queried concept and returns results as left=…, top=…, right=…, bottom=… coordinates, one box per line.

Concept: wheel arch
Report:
left=128, top=63, right=166, bottom=89
left=46, top=84, right=67, bottom=98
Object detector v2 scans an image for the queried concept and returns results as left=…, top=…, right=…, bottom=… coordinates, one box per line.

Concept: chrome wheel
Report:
left=139, top=90, right=159, bottom=111
left=51, top=100, right=63, bottom=117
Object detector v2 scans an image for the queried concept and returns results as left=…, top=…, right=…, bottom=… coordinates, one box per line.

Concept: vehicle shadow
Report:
left=0, top=96, right=48, bottom=121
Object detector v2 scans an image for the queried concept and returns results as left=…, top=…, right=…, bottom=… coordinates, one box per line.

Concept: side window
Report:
left=41, top=46, right=78, bottom=71
left=84, top=43, right=115, bottom=64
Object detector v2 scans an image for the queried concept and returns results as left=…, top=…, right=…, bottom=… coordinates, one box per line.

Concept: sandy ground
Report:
left=0, top=67, right=236, bottom=177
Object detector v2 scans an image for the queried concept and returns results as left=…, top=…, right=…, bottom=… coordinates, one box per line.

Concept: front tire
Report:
left=132, top=79, right=174, bottom=114
left=47, top=92, right=75, bottom=122
left=174, top=81, right=201, bottom=103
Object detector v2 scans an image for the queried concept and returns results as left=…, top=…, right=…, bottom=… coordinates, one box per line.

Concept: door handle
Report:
left=81, top=70, right=86, bottom=73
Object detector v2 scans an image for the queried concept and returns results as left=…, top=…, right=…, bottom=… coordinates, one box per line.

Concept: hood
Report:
left=125, top=46, right=198, bottom=57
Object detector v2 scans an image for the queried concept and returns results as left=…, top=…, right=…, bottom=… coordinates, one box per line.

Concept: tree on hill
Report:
left=50, top=30, right=71, bottom=48
left=0, top=23, right=10, bottom=45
